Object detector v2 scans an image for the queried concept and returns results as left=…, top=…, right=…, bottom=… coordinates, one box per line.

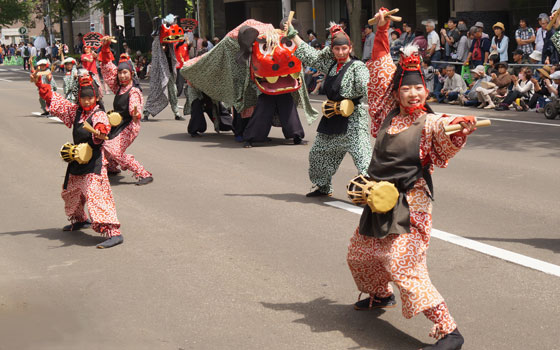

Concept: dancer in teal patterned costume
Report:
left=287, top=22, right=372, bottom=196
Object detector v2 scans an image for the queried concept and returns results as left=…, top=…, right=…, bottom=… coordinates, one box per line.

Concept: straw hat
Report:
left=537, top=65, right=552, bottom=79
left=492, top=22, right=505, bottom=31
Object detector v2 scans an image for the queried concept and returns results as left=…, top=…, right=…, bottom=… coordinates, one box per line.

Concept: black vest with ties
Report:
left=63, top=107, right=104, bottom=188
left=317, top=59, right=361, bottom=135
left=358, top=109, right=434, bottom=238
left=109, top=86, right=133, bottom=139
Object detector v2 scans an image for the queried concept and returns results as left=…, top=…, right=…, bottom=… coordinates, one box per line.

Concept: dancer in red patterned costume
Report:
left=33, top=71, right=124, bottom=249
left=99, top=36, right=153, bottom=185
left=346, top=9, right=478, bottom=349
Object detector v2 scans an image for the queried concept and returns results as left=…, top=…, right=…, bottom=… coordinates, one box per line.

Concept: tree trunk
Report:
left=346, top=0, right=362, bottom=59
left=65, top=13, right=75, bottom=54
left=198, top=0, right=207, bottom=39
left=111, top=2, right=117, bottom=37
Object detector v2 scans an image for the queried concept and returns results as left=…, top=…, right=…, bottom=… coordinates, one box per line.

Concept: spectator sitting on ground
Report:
left=478, top=61, right=513, bottom=109
left=495, top=67, right=534, bottom=111
left=460, top=65, right=491, bottom=106
left=515, top=18, right=536, bottom=57
left=437, top=64, right=467, bottom=104
left=487, top=54, right=500, bottom=75
left=543, top=70, right=560, bottom=99
left=529, top=65, right=552, bottom=109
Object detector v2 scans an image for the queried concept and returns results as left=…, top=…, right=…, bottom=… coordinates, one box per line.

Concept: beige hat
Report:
left=529, top=50, right=542, bottom=61
left=492, top=22, right=505, bottom=31
left=471, top=65, right=485, bottom=75
left=537, top=65, right=552, bottom=79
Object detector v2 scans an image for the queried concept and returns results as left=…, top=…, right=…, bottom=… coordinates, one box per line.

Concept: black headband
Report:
left=332, top=33, right=350, bottom=47
left=118, top=61, right=134, bottom=73
left=400, top=71, right=425, bottom=87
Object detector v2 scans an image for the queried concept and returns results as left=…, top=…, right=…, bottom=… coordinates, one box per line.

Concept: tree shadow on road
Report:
left=224, top=192, right=328, bottom=205
left=0, top=227, right=105, bottom=248
left=465, top=236, right=560, bottom=254
left=261, top=297, right=426, bottom=350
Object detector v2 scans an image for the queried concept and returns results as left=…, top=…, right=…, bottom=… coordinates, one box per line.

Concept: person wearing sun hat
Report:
left=491, top=22, right=509, bottom=62
left=459, top=65, right=491, bottom=106
left=345, top=8, right=480, bottom=350
left=98, top=36, right=153, bottom=186
left=61, top=57, right=78, bottom=103
left=35, top=58, right=57, bottom=116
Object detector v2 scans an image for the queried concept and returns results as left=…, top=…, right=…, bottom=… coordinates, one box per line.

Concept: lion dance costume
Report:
left=346, top=15, right=472, bottom=349
left=180, top=19, right=317, bottom=145
left=144, top=14, right=185, bottom=121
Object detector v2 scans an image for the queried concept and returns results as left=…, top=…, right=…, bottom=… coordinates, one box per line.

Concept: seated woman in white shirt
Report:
left=495, top=67, right=535, bottom=111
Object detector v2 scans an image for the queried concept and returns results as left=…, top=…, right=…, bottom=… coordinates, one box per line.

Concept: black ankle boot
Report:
left=422, top=328, right=464, bottom=350
left=96, top=235, right=124, bottom=249
left=63, top=220, right=92, bottom=231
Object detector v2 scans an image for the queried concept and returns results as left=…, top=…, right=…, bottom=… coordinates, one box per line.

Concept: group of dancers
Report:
left=31, top=8, right=479, bottom=349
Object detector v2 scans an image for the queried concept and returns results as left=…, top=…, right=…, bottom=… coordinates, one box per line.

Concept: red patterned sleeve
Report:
left=49, top=92, right=79, bottom=128
left=128, top=86, right=144, bottom=118
left=365, top=21, right=398, bottom=137
left=420, top=114, right=467, bottom=169
left=101, top=61, right=119, bottom=94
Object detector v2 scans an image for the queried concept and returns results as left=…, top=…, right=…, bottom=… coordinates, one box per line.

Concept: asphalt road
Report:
left=0, top=66, right=559, bottom=350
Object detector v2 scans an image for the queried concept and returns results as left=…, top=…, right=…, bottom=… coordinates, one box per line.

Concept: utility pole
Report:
left=281, top=0, right=291, bottom=18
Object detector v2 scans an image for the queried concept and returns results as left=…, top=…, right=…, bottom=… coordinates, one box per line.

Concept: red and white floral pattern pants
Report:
left=347, top=211, right=456, bottom=339
left=104, top=122, right=151, bottom=179
left=61, top=167, right=121, bottom=237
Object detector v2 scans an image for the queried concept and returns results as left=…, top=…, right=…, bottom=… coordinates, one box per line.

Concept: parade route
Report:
left=0, top=67, right=559, bottom=350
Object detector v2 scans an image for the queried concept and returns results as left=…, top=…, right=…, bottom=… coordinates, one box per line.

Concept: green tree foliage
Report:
left=0, top=0, right=33, bottom=28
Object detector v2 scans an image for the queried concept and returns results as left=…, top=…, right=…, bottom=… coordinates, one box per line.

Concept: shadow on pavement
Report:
left=466, top=236, right=560, bottom=254
left=224, top=192, right=325, bottom=205
left=261, top=297, right=426, bottom=350
left=159, top=132, right=300, bottom=149
left=0, top=227, right=105, bottom=248
left=108, top=174, right=137, bottom=186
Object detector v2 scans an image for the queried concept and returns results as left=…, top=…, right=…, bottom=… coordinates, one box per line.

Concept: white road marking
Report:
left=0, top=78, right=13, bottom=82
left=483, top=116, right=560, bottom=127
left=326, top=200, right=560, bottom=278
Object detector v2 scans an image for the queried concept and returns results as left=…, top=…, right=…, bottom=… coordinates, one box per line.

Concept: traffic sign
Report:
left=18, top=27, right=28, bottom=35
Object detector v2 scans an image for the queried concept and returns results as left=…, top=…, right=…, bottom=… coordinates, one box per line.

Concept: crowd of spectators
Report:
left=300, top=12, right=560, bottom=113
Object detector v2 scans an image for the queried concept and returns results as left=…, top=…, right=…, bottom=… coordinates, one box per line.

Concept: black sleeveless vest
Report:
left=63, top=107, right=104, bottom=188
left=358, top=109, right=433, bottom=238
left=109, top=86, right=133, bottom=139
left=317, top=60, right=361, bottom=135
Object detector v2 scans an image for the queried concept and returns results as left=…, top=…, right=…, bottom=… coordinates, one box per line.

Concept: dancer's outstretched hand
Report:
left=374, top=8, right=390, bottom=27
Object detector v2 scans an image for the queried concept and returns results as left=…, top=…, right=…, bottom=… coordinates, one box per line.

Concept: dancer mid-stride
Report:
left=99, top=37, right=153, bottom=185
left=347, top=8, right=479, bottom=350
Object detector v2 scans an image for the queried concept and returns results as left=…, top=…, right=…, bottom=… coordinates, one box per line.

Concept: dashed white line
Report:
left=326, top=200, right=560, bottom=278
